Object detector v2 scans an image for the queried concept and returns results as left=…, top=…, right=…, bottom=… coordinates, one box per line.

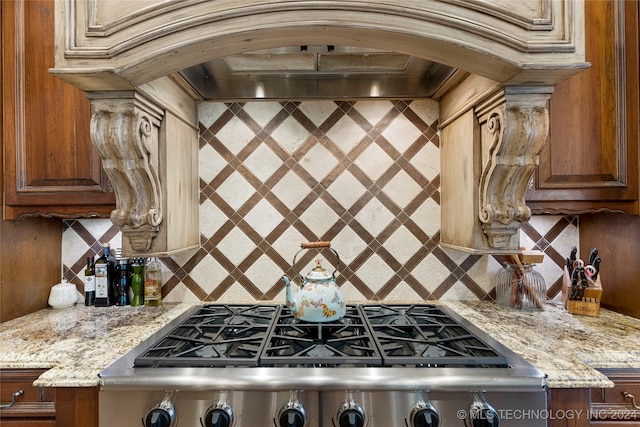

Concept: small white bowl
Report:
left=48, top=279, right=79, bottom=309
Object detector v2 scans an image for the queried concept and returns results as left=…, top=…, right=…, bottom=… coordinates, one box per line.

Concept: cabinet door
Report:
left=1, top=0, right=115, bottom=220
left=526, top=0, right=639, bottom=215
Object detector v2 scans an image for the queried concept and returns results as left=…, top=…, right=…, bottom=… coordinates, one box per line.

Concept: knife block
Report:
left=562, top=266, right=602, bottom=316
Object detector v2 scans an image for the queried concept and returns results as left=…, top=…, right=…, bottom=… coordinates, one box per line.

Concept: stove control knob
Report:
left=468, top=394, right=499, bottom=427
left=278, top=401, right=307, bottom=427
left=337, top=401, right=366, bottom=427
left=144, top=392, right=176, bottom=427
left=144, top=409, right=174, bottom=427
left=410, top=403, right=440, bottom=427
left=203, top=402, right=234, bottom=427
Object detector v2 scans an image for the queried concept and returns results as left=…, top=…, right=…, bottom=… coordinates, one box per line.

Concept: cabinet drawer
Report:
left=0, top=369, right=55, bottom=421
left=0, top=421, right=55, bottom=427
left=592, top=423, right=640, bottom=427
left=592, top=369, right=640, bottom=422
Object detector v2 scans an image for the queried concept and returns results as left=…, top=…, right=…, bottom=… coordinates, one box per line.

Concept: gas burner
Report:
left=306, top=344, right=340, bottom=358
left=260, top=305, right=382, bottom=366
left=361, top=304, right=510, bottom=367
left=415, top=344, right=447, bottom=358
left=195, top=343, right=227, bottom=358
left=134, top=304, right=280, bottom=367
left=228, top=315, right=250, bottom=325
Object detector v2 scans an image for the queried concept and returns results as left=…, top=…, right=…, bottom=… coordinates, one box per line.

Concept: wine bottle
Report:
left=115, top=257, right=130, bottom=306
left=94, top=243, right=114, bottom=306
left=144, top=258, right=163, bottom=306
left=84, top=256, right=96, bottom=306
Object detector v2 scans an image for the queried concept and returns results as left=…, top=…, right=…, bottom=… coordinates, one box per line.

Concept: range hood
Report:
left=179, top=46, right=458, bottom=99
left=50, top=0, right=588, bottom=256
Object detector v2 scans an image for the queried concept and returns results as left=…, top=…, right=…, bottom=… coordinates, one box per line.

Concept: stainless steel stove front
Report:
left=99, top=366, right=547, bottom=426
left=99, top=385, right=547, bottom=427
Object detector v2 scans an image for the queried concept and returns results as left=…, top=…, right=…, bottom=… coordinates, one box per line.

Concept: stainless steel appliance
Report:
left=99, top=304, right=547, bottom=426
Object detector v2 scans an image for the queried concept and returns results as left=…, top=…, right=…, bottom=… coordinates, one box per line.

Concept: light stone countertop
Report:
left=445, top=300, right=640, bottom=388
left=0, top=303, right=192, bottom=387
left=1, top=300, right=639, bottom=389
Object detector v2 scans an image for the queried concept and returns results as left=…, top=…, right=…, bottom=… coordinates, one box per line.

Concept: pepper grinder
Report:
left=130, top=260, right=145, bottom=306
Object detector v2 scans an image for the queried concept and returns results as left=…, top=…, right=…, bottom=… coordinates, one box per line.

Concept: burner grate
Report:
left=134, top=304, right=280, bottom=367
left=260, top=306, right=382, bottom=366
left=133, top=304, right=511, bottom=369
left=362, top=304, right=510, bottom=367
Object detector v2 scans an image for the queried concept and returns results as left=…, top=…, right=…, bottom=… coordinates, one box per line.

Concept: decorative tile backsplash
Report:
left=62, top=100, right=578, bottom=304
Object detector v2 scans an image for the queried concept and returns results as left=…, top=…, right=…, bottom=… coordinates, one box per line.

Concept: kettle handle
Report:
left=292, top=242, right=341, bottom=282
left=301, top=241, right=331, bottom=249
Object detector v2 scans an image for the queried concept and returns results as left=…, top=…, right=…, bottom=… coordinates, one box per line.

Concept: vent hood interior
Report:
left=179, top=46, right=458, bottom=99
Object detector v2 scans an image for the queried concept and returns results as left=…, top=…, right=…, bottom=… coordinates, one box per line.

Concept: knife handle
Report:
left=591, top=256, right=601, bottom=279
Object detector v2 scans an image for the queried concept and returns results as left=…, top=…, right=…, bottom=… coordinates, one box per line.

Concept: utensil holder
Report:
left=494, top=263, right=546, bottom=311
left=562, top=266, right=602, bottom=317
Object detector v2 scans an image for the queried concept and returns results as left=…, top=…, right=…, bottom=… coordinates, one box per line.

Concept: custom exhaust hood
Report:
left=178, top=45, right=458, bottom=99
left=50, top=0, right=588, bottom=256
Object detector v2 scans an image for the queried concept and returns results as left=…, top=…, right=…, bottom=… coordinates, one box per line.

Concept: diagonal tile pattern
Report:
left=61, top=100, right=579, bottom=305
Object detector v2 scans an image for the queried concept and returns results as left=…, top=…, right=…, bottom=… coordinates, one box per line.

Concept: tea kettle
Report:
left=281, top=241, right=347, bottom=322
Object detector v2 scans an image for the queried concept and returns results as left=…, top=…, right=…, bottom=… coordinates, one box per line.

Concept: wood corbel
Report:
left=476, top=88, right=551, bottom=248
left=89, top=92, right=164, bottom=251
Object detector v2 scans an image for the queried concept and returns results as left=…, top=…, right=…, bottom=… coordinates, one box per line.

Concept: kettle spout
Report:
left=282, top=275, right=297, bottom=312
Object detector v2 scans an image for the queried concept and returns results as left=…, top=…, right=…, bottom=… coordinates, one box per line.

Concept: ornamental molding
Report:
left=52, top=0, right=586, bottom=89
left=476, top=89, right=551, bottom=248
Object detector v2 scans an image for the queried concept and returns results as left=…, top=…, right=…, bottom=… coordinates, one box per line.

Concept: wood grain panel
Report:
left=55, top=387, right=99, bottom=427
left=527, top=0, right=639, bottom=214
left=0, top=218, right=62, bottom=322
left=579, top=213, right=640, bottom=319
left=440, top=110, right=481, bottom=250
left=548, top=388, right=591, bottom=427
left=2, top=0, right=115, bottom=219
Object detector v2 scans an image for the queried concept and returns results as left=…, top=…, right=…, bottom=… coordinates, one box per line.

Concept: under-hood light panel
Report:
left=180, top=46, right=457, bottom=100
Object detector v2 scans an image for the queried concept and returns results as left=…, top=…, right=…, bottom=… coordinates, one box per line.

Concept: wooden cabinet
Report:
left=0, top=217, right=62, bottom=322
left=0, top=369, right=99, bottom=427
left=0, top=369, right=55, bottom=426
left=1, top=0, right=115, bottom=220
left=592, top=369, right=640, bottom=425
left=548, top=388, right=591, bottom=427
left=547, top=378, right=640, bottom=427
left=55, top=387, right=99, bottom=427
left=526, top=0, right=640, bottom=215
left=579, top=213, right=640, bottom=319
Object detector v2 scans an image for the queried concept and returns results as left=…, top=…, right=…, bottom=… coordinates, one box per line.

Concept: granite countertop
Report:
left=1, top=300, right=639, bottom=389
left=446, top=300, right=640, bottom=388
left=0, top=303, right=192, bottom=387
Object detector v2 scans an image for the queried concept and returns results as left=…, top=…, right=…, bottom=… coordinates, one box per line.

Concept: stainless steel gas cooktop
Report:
left=133, top=304, right=510, bottom=368
left=99, top=304, right=547, bottom=427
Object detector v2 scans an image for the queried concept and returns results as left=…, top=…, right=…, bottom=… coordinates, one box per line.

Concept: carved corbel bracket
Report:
left=89, top=92, right=164, bottom=251
left=477, top=89, right=551, bottom=248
